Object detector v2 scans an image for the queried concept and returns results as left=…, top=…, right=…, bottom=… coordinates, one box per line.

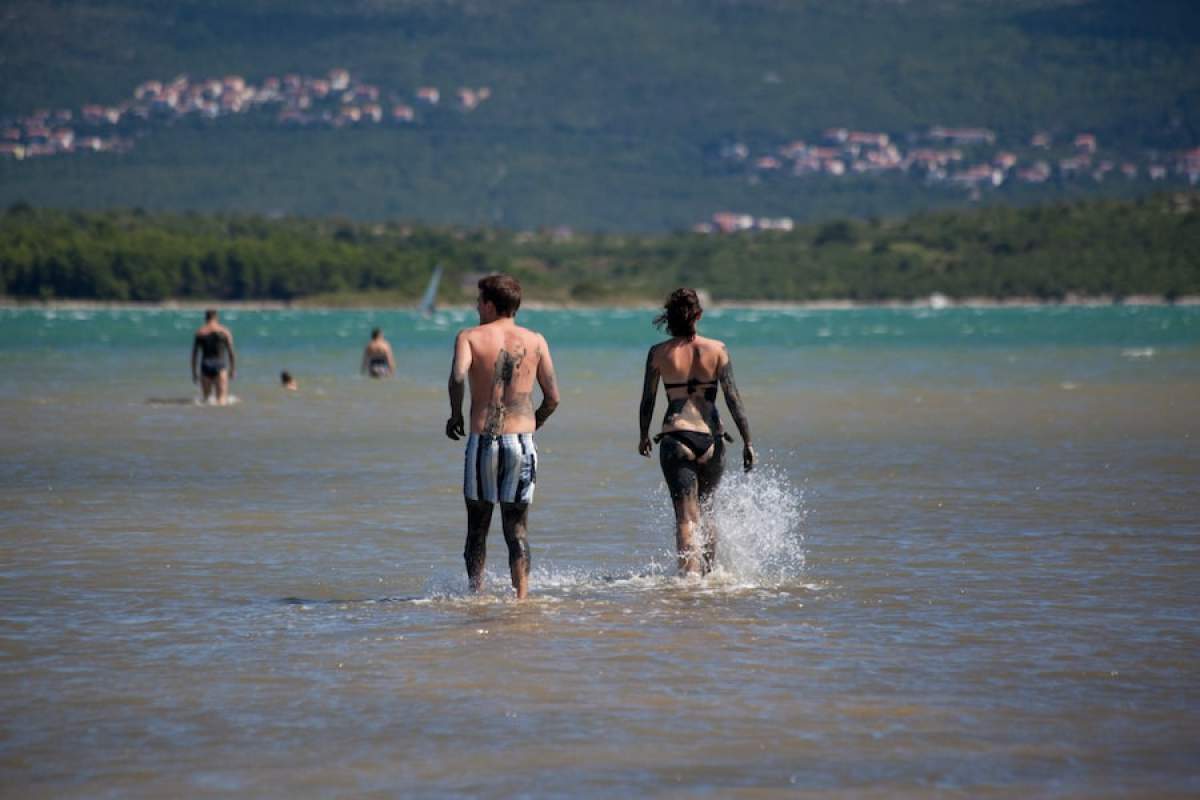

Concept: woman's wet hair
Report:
left=653, top=288, right=703, bottom=339
left=478, top=274, right=522, bottom=317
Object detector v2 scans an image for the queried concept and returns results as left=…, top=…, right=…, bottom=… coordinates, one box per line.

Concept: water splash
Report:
left=406, top=463, right=808, bottom=603
left=707, top=463, right=807, bottom=584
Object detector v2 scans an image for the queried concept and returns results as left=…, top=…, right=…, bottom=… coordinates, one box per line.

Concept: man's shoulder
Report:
left=514, top=324, right=545, bottom=341
left=517, top=326, right=550, bottom=354
left=458, top=324, right=487, bottom=340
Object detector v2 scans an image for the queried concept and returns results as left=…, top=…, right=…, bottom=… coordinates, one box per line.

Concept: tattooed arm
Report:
left=446, top=330, right=471, bottom=439
left=534, top=334, right=560, bottom=429
left=719, top=346, right=755, bottom=471
left=638, top=345, right=660, bottom=457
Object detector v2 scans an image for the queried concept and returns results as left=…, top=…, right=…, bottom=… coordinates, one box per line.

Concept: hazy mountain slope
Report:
left=1, top=0, right=1196, bottom=229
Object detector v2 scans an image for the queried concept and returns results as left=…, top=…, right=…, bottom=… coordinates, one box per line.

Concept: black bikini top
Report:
left=663, top=376, right=718, bottom=402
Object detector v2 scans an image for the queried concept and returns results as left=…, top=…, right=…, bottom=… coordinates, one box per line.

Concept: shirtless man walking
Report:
left=446, top=274, right=559, bottom=599
left=191, top=309, right=237, bottom=405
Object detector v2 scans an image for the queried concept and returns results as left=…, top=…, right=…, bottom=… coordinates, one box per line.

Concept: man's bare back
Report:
left=447, top=319, right=557, bottom=436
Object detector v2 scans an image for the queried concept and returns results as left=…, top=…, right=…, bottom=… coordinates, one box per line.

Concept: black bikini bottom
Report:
left=658, top=429, right=714, bottom=458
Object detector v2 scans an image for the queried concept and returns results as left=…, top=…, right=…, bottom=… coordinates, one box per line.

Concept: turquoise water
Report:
left=3, top=304, right=1197, bottom=351
left=2, top=305, right=1199, bottom=797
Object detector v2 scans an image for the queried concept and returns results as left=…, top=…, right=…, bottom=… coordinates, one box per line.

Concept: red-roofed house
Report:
left=847, top=131, right=889, bottom=148
left=712, top=212, right=755, bottom=233
left=1073, top=133, right=1097, bottom=153
left=329, top=69, right=351, bottom=91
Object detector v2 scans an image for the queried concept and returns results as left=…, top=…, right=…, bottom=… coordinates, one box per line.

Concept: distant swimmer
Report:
left=638, top=288, right=755, bottom=576
left=361, top=328, right=396, bottom=378
left=445, top=274, right=560, bottom=599
left=280, top=371, right=298, bottom=391
left=191, top=309, right=237, bottom=405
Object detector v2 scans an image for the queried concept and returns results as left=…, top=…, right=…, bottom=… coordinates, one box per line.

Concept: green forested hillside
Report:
left=0, top=1, right=1197, bottom=229
left=4, top=194, right=1198, bottom=303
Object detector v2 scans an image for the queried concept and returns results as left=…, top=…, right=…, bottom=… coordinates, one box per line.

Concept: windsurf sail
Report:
left=419, top=264, right=442, bottom=315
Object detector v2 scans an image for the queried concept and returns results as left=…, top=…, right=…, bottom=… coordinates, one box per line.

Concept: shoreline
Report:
left=3, top=295, right=1198, bottom=312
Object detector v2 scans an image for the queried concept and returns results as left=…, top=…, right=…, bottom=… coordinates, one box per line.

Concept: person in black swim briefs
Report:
left=361, top=328, right=396, bottom=378
left=191, top=309, right=237, bottom=405
left=638, top=288, right=755, bottom=576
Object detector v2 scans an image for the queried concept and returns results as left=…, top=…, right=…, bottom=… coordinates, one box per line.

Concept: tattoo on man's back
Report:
left=484, top=346, right=526, bottom=435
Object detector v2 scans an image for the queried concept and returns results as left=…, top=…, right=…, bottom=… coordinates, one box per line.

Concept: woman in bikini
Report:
left=638, top=288, right=755, bottom=576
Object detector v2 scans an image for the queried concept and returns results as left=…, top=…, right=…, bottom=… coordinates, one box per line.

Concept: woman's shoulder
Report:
left=695, top=334, right=726, bottom=352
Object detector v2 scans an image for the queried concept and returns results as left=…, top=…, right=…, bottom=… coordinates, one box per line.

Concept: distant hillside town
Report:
left=0, top=68, right=490, bottom=161
left=699, top=127, right=1200, bottom=233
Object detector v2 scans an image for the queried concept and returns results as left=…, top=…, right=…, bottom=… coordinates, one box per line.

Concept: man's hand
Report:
left=743, top=444, right=756, bottom=472
left=446, top=414, right=465, bottom=440
left=638, top=436, right=653, bottom=457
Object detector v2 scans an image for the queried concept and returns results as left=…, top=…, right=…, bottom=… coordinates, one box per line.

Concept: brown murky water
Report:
left=2, top=307, right=1198, bottom=797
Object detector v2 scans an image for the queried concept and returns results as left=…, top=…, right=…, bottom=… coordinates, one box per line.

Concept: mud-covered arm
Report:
left=225, top=332, right=236, bottom=379
left=638, top=346, right=659, bottom=456
left=191, top=336, right=200, bottom=382
left=534, top=335, right=559, bottom=429
left=446, top=331, right=471, bottom=439
left=719, top=347, right=755, bottom=471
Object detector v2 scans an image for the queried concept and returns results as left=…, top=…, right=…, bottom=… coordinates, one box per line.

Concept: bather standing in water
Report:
left=191, top=309, right=237, bottom=405
left=446, top=274, right=559, bottom=599
left=361, top=328, right=396, bottom=378
left=638, top=288, right=755, bottom=576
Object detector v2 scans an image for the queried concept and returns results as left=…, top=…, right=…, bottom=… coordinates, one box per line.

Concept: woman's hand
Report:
left=742, top=443, right=756, bottom=472
left=639, top=436, right=653, bottom=457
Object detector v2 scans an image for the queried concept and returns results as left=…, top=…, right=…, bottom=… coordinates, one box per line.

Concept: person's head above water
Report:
left=205, top=308, right=218, bottom=322
left=371, top=328, right=382, bottom=340
left=654, top=287, right=703, bottom=339
left=477, top=274, right=522, bottom=320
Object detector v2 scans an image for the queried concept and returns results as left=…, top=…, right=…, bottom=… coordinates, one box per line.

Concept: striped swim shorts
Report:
left=463, top=432, right=538, bottom=504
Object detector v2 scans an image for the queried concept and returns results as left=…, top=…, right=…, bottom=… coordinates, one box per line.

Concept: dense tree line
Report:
left=2, top=194, right=1198, bottom=303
